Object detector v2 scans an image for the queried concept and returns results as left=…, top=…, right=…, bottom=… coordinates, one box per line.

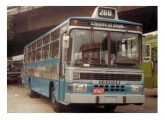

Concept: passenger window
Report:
left=24, top=48, right=27, bottom=63
left=24, top=48, right=26, bottom=54
left=51, top=29, right=60, bottom=41
left=50, top=41, right=59, bottom=58
left=28, top=45, right=31, bottom=52
left=42, top=45, right=49, bottom=60
left=27, top=52, right=31, bottom=63
left=32, top=43, right=36, bottom=50
left=36, top=48, right=42, bottom=61
left=24, top=54, right=27, bottom=64
left=26, top=47, right=28, bottom=53
left=37, top=39, right=42, bottom=48
left=31, top=50, right=36, bottom=62
left=43, top=35, right=50, bottom=44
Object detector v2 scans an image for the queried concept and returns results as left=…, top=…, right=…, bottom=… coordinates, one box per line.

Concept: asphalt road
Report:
left=7, top=83, right=157, bottom=113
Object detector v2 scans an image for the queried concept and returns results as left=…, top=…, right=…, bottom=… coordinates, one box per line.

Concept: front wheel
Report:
left=51, top=86, right=64, bottom=112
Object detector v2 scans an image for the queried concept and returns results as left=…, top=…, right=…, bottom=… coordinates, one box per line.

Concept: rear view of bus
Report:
left=23, top=6, right=145, bottom=112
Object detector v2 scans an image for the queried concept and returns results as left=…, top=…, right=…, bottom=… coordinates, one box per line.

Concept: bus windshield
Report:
left=68, top=29, right=140, bottom=68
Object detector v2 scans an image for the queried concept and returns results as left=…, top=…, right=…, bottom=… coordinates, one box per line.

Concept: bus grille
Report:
left=80, top=73, right=141, bottom=81
left=93, top=84, right=125, bottom=92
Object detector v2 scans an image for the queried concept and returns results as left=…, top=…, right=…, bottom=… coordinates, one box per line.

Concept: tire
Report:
left=51, top=86, right=64, bottom=112
left=28, top=80, right=40, bottom=98
left=104, top=105, right=116, bottom=112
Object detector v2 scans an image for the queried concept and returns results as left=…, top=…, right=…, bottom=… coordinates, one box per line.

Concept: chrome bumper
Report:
left=65, top=93, right=145, bottom=104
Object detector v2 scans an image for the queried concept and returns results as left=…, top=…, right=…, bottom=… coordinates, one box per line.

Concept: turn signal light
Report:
left=137, top=26, right=141, bottom=31
left=73, top=20, right=78, bottom=26
left=68, top=85, right=72, bottom=91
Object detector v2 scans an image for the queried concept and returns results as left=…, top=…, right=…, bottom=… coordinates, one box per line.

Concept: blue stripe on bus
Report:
left=25, top=59, right=59, bottom=67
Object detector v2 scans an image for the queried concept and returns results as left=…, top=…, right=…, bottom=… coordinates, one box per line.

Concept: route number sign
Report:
left=98, top=8, right=115, bottom=18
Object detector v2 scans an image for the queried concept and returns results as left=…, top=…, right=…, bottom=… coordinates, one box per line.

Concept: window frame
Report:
left=68, top=28, right=142, bottom=68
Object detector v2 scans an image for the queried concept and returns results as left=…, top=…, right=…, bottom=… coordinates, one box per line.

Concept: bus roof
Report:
left=25, top=17, right=142, bottom=48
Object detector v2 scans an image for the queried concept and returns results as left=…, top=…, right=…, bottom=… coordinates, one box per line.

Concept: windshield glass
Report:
left=68, top=29, right=140, bottom=68
left=68, top=29, right=108, bottom=67
left=110, top=32, right=139, bottom=67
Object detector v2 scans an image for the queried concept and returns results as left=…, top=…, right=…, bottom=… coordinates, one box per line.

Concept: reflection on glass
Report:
left=111, top=32, right=139, bottom=66
left=69, top=29, right=108, bottom=67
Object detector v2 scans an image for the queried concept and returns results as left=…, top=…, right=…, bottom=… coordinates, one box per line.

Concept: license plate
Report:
left=92, top=88, right=104, bottom=94
left=99, top=80, right=120, bottom=84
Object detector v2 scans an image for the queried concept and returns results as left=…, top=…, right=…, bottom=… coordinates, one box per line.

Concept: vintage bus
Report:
left=142, top=31, right=157, bottom=88
left=22, top=7, right=145, bottom=112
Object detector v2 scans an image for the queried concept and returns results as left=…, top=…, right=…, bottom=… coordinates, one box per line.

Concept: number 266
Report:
left=99, top=9, right=113, bottom=16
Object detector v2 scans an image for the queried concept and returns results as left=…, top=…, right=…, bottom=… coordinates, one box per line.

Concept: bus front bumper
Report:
left=65, top=93, right=145, bottom=104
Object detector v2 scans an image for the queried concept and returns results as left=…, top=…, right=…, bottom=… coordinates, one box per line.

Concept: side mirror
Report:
left=63, top=35, right=69, bottom=48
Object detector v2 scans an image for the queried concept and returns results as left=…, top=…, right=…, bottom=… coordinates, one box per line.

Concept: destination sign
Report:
left=70, top=19, right=142, bottom=31
left=91, top=21, right=125, bottom=29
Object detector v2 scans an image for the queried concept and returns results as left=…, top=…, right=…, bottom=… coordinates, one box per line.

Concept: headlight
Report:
left=131, top=85, right=141, bottom=92
left=73, top=84, right=87, bottom=92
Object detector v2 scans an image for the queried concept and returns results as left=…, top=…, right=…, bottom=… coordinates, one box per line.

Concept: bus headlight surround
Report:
left=131, top=85, right=142, bottom=92
left=73, top=84, right=87, bottom=92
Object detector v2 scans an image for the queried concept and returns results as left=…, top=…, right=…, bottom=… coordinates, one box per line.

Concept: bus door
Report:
left=152, top=48, right=157, bottom=88
left=58, top=33, right=69, bottom=101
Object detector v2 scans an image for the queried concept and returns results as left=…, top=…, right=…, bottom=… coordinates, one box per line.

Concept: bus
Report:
left=22, top=6, right=145, bottom=112
left=142, top=31, right=157, bottom=88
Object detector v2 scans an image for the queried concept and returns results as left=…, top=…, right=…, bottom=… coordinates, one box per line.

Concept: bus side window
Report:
left=28, top=45, right=31, bottom=52
left=36, top=48, right=42, bottom=61
left=32, top=42, right=36, bottom=50
left=27, top=52, right=31, bottom=63
left=24, top=48, right=26, bottom=64
left=24, top=54, right=26, bottom=64
left=51, top=29, right=60, bottom=41
left=31, top=50, right=36, bottom=62
left=50, top=41, right=59, bottom=58
left=43, top=35, right=50, bottom=44
left=42, top=45, right=49, bottom=60
left=37, top=39, right=42, bottom=48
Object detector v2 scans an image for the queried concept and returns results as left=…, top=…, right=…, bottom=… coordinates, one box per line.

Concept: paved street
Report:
left=7, top=83, right=157, bottom=113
